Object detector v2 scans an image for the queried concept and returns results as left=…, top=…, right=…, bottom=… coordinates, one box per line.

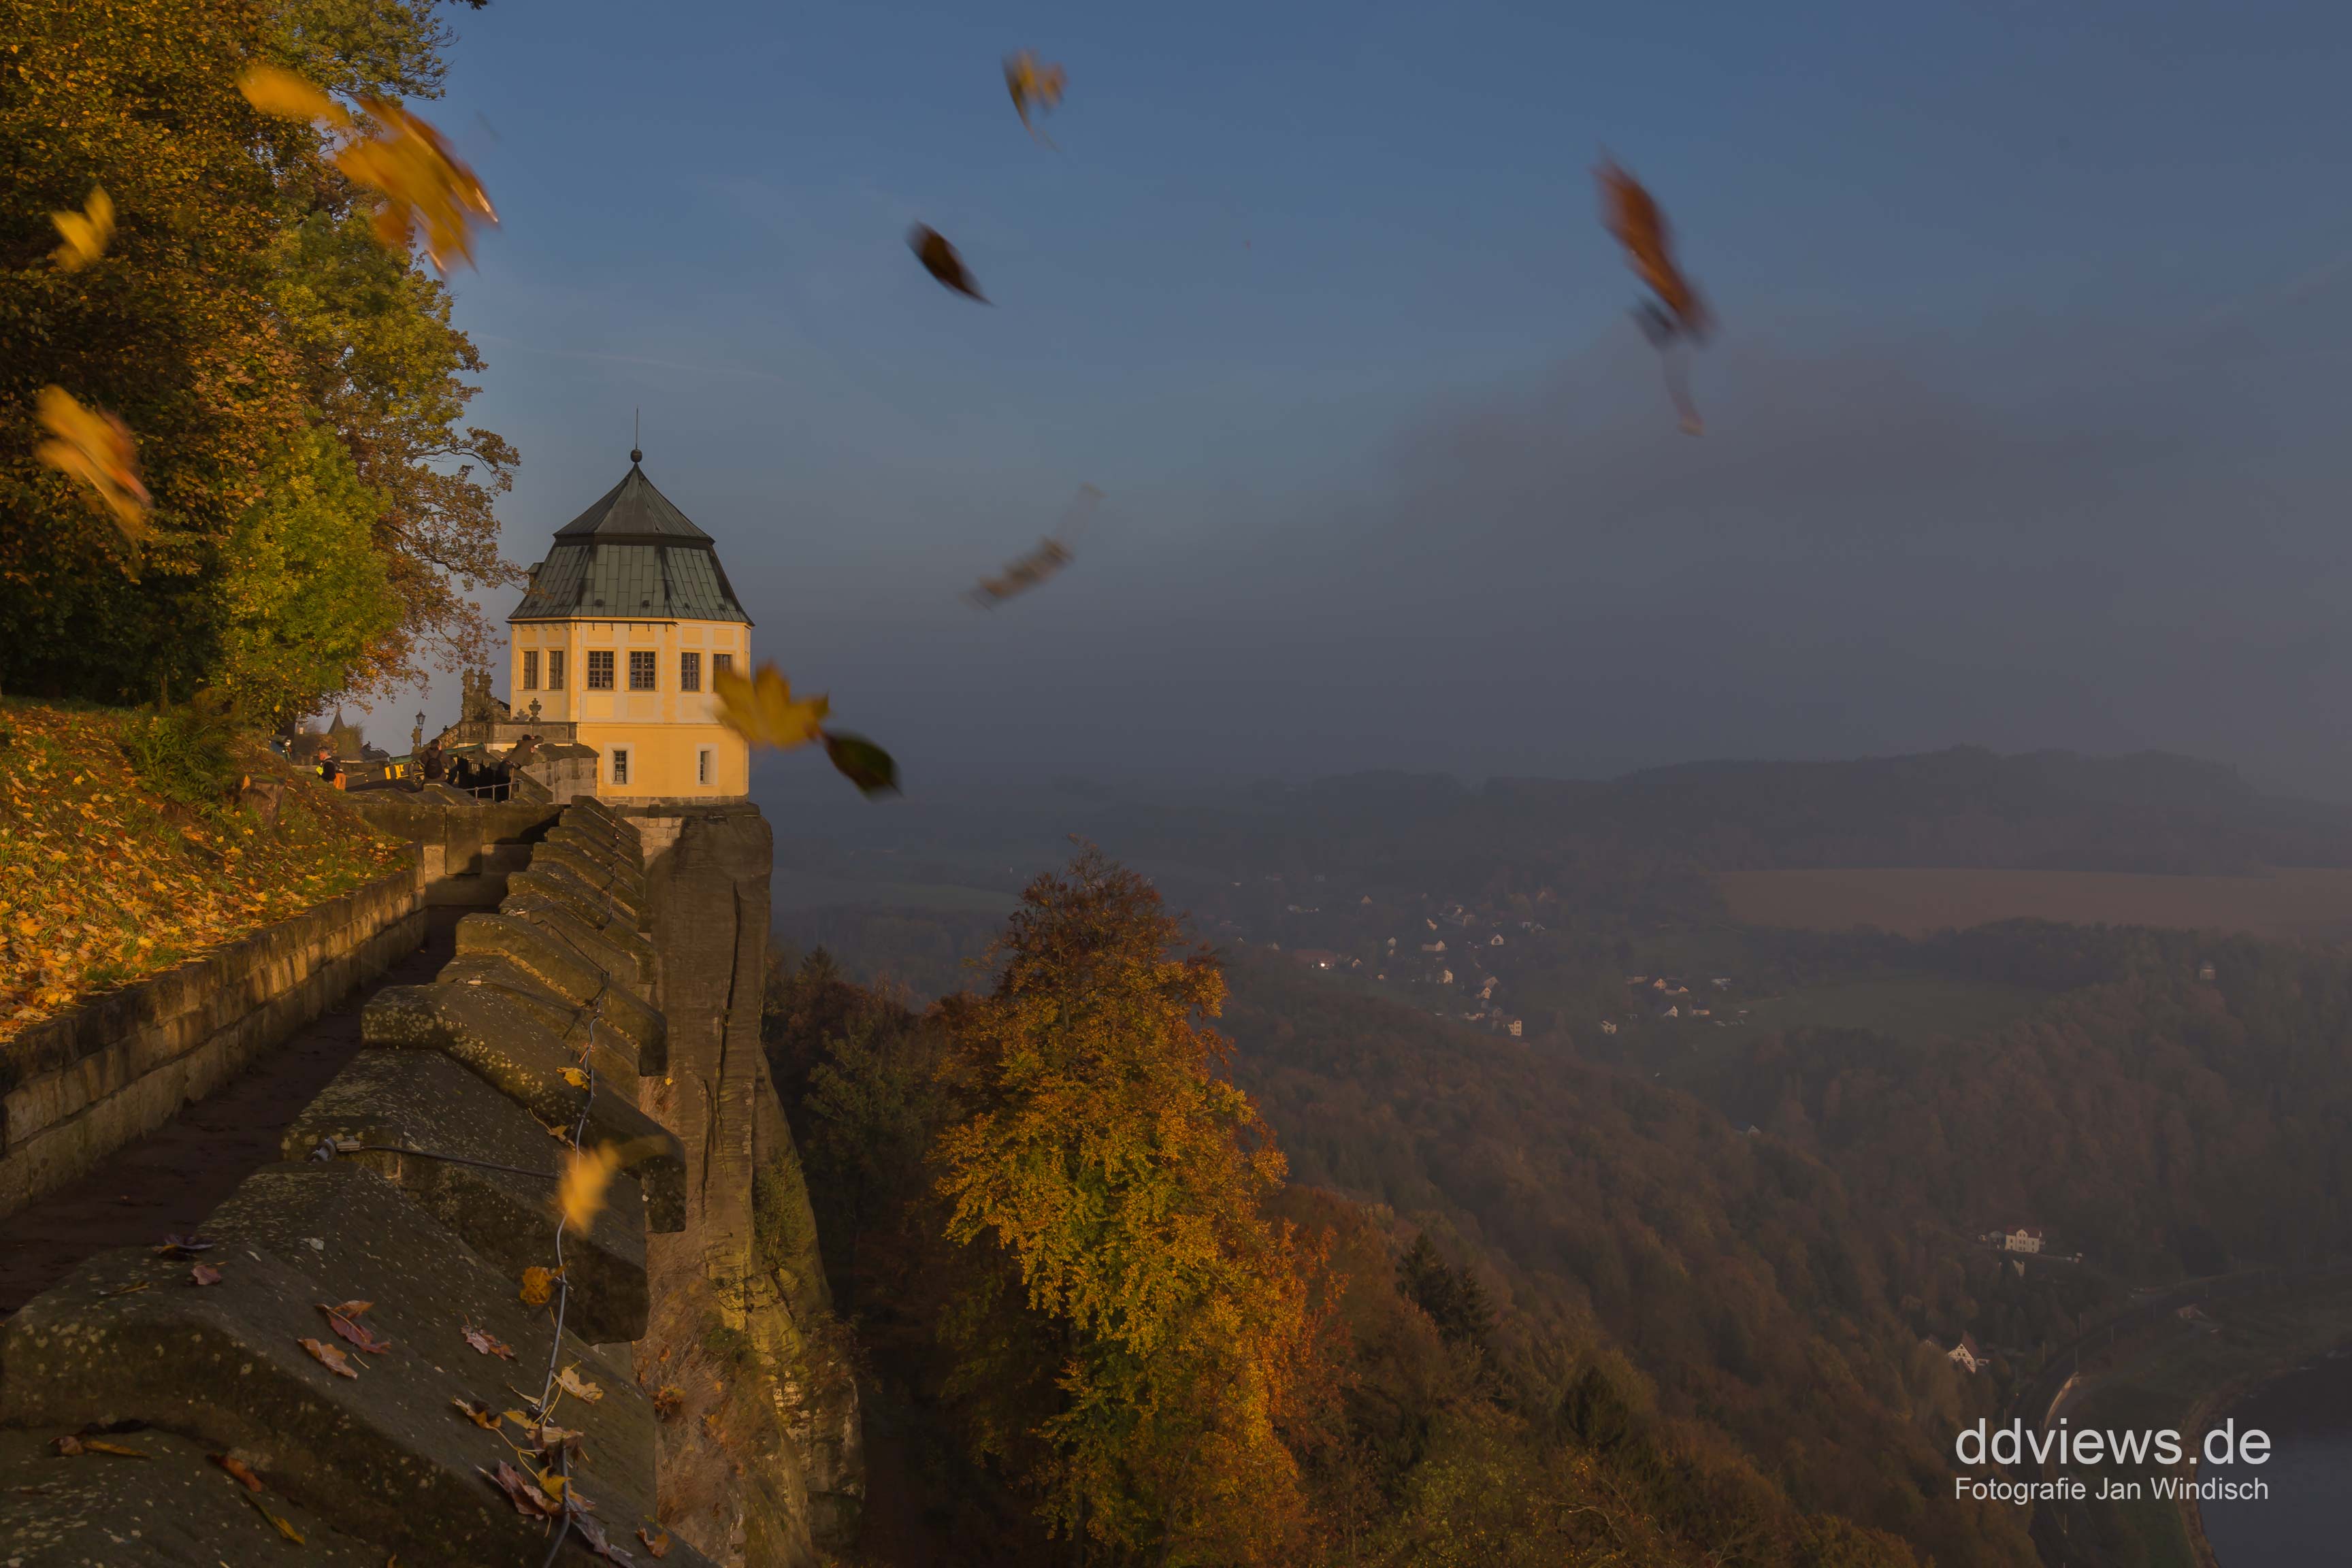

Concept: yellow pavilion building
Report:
left=507, top=451, right=753, bottom=802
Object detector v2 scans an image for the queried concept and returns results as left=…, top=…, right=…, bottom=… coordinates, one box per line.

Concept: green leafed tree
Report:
left=0, top=0, right=512, bottom=715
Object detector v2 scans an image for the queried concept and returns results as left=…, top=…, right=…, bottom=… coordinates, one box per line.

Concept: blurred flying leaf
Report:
left=239, top=65, right=495, bottom=275
left=238, top=65, right=350, bottom=129
left=908, top=224, right=988, bottom=302
left=462, top=1321, right=516, bottom=1359
left=50, top=186, right=114, bottom=271
left=968, top=538, right=1071, bottom=607
left=556, top=1364, right=604, bottom=1403
left=713, top=662, right=828, bottom=751
left=968, top=484, right=1099, bottom=608
left=336, top=101, right=498, bottom=274
left=558, top=1142, right=621, bottom=1235
left=297, top=1336, right=360, bottom=1377
left=821, top=732, right=899, bottom=798
left=1004, top=50, right=1066, bottom=145
left=1595, top=157, right=1710, bottom=434
left=35, top=387, right=151, bottom=542
left=519, top=1265, right=561, bottom=1307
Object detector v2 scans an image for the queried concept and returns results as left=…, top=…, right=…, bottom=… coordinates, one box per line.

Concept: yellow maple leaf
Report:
left=555, top=1364, right=604, bottom=1403
left=34, top=386, right=151, bottom=542
left=557, top=1142, right=621, bottom=1235
left=50, top=186, right=114, bottom=271
left=334, top=100, right=497, bottom=274
left=712, top=662, right=828, bottom=751
left=238, top=65, right=352, bottom=129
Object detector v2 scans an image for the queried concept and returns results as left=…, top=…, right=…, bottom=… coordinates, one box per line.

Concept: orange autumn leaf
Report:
left=210, top=1452, right=264, bottom=1491
left=519, top=1266, right=561, bottom=1307
left=558, top=1141, right=622, bottom=1235
left=556, top=1364, right=604, bottom=1403
left=34, top=386, right=151, bottom=542
left=1004, top=50, right=1067, bottom=144
left=462, top=1321, right=516, bottom=1359
left=50, top=186, right=114, bottom=271
left=238, top=65, right=494, bottom=274
left=297, top=1336, right=360, bottom=1377
left=713, top=662, right=828, bottom=751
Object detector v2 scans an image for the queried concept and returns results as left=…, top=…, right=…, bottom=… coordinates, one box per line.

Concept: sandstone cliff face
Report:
left=634, top=806, right=864, bottom=1565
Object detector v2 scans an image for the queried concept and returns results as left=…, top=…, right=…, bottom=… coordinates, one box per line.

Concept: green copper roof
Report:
left=510, top=462, right=752, bottom=623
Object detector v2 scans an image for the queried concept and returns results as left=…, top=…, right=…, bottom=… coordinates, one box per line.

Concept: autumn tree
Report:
left=0, top=0, right=512, bottom=718
left=932, top=847, right=1333, bottom=1566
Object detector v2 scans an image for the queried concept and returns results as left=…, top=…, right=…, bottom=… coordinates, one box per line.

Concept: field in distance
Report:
left=1720, top=865, right=2352, bottom=941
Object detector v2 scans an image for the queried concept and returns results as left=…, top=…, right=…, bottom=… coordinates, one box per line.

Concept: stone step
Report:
left=455, top=914, right=664, bottom=1066
left=280, top=1049, right=649, bottom=1343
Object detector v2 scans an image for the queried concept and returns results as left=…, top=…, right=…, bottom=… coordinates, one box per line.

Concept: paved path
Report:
left=0, top=907, right=460, bottom=1317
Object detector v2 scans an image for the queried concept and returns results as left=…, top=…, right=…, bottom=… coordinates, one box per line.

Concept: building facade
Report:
left=508, top=453, right=754, bottom=802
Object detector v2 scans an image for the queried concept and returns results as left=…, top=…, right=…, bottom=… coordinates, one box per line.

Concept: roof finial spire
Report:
left=631, top=407, right=642, bottom=465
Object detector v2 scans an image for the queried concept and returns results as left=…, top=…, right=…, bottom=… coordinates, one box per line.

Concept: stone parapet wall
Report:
left=0, top=859, right=423, bottom=1219
left=346, top=792, right=568, bottom=906
left=0, top=800, right=723, bottom=1565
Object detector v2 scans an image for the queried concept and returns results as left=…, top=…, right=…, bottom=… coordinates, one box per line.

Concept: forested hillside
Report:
left=764, top=854, right=2027, bottom=1567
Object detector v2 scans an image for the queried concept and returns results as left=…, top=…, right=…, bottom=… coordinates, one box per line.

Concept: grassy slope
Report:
left=0, top=700, right=407, bottom=1041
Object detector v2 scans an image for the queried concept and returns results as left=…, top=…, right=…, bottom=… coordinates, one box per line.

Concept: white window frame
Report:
left=610, top=747, right=630, bottom=787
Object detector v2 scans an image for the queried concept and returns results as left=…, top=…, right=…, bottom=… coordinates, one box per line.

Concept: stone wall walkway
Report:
left=0, top=908, right=457, bottom=1317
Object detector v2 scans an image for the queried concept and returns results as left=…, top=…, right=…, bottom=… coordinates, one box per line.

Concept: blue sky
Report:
left=361, top=0, right=2352, bottom=797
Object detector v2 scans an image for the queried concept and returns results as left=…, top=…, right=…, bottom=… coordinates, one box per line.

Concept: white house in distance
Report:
left=2002, top=1227, right=2046, bottom=1255
left=1946, top=1333, right=1989, bottom=1374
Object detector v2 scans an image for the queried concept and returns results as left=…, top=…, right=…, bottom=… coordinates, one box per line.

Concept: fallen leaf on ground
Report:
left=298, top=1337, right=360, bottom=1377
left=907, top=223, right=987, bottom=302
left=482, top=1459, right=559, bottom=1518
left=319, top=1303, right=392, bottom=1354
left=559, top=1142, right=622, bottom=1233
left=574, top=1510, right=633, bottom=1562
left=245, top=1490, right=305, bottom=1542
left=651, top=1385, right=684, bottom=1420
left=639, top=1526, right=672, bottom=1558
left=50, top=186, right=114, bottom=271
left=99, top=1281, right=150, bottom=1298
left=154, top=1235, right=214, bottom=1256
left=453, top=1397, right=499, bottom=1431
left=462, top=1322, right=516, bottom=1359
left=51, top=1435, right=147, bottom=1458
left=560, top=1066, right=589, bottom=1088
left=209, top=1453, right=263, bottom=1491
left=189, top=1262, right=222, bottom=1286
left=37, top=387, right=151, bottom=542
left=557, top=1365, right=604, bottom=1403
left=519, top=1266, right=561, bottom=1307
left=328, top=1299, right=373, bottom=1317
